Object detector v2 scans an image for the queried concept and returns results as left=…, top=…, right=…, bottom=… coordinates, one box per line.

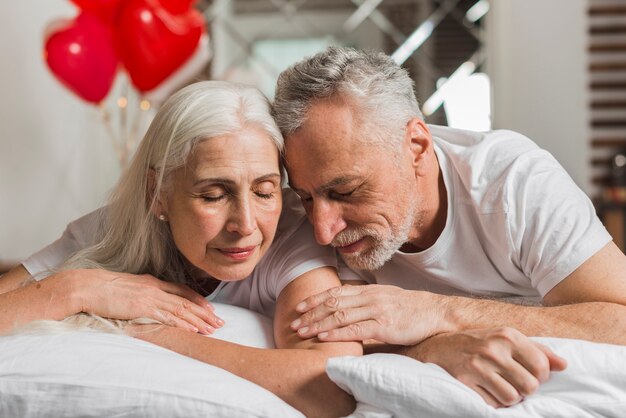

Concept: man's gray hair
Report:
left=273, top=46, right=423, bottom=148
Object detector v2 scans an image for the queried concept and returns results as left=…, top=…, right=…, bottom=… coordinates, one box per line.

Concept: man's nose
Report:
left=308, top=199, right=346, bottom=246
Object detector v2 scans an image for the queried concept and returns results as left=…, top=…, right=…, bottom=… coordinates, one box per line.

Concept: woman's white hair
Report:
left=273, top=46, right=422, bottom=153
left=15, top=81, right=282, bottom=335
left=66, top=80, right=283, bottom=279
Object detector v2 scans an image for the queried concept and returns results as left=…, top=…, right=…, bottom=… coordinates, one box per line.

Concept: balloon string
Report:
left=130, top=98, right=146, bottom=155
left=100, top=105, right=125, bottom=167
left=120, top=81, right=129, bottom=167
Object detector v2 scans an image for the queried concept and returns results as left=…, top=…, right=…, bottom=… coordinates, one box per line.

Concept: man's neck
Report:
left=403, top=156, right=448, bottom=253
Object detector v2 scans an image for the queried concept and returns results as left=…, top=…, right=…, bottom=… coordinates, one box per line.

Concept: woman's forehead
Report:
left=182, top=129, right=280, bottom=181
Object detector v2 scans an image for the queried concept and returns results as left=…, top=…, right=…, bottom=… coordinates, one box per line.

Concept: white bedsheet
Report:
left=0, top=303, right=303, bottom=418
left=2, top=303, right=625, bottom=417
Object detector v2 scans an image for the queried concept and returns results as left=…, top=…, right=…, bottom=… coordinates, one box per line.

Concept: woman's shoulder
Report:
left=265, top=188, right=333, bottom=262
left=275, top=188, right=307, bottom=238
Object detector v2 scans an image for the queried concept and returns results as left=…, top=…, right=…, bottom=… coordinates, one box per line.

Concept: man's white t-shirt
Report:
left=348, top=125, right=612, bottom=301
left=22, top=189, right=337, bottom=318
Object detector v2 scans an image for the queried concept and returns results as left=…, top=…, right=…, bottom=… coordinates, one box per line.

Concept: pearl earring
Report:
left=158, top=214, right=167, bottom=221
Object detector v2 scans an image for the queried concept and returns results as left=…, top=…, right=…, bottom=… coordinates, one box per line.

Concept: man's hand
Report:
left=401, top=327, right=567, bottom=408
left=291, top=284, right=453, bottom=344
left=67, top=269, right=223, bottom=334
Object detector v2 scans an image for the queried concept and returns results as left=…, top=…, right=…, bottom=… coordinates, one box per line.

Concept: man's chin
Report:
left=340, top=250, right=389, bottom=271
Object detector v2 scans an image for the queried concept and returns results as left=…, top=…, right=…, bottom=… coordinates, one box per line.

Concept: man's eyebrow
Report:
left=318, top=176, right=358, bottom=193
left=290, top=176, right=359, bottom=195
left=288, top=180, right=306, bottom=195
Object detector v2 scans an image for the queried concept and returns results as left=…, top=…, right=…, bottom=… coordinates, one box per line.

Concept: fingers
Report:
left=452, top=328, right=547, bottom=407
left=150, top=309, right=202, bottom=334
left=495, top=358, right=540, bottom=400
left=536, top=343, right=568, bottom=372
left=295, top=285, right=362, bottom=312
left=157, top=297, right=224, bottom=335
left=292, top=306, right=373, bottom=339
left=317, top=320, right=380, bottom=342
left=508, top=339, right=552, bottom=385
left=143, top=276, right=224, bottom=335
left=472, top=385, right=503, bottom=408
left=471, top=372, right=522, bottom=407
left=292, top=293, right=368, bottom=328
left=155, top=278, right=214, bottom=311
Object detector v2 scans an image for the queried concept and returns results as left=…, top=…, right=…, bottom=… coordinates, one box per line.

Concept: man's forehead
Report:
left=285, top=100, right=356, bottom=145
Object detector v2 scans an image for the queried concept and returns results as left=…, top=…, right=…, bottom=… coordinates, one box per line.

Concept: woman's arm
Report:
left=0, top=265, right=220, bottom=334
left=0, top=265, right=83, bottom=331
left=130, top=266, right=362, bottom=418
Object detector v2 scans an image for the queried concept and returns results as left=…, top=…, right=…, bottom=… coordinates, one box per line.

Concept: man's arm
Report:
left=130, top=266, right=362, bottom=418
left=291, top=241, right=626, bottom=345
left=289, top=241, right=625, bottom=407
left=363, top=327, right=566, bottom=408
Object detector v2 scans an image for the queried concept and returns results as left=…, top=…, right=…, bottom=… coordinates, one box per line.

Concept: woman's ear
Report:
left=147, top=168, right=168, bottom=221
left=405, top=118, right=433, bottom=176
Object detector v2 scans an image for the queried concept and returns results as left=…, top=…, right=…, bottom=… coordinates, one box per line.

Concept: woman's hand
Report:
left=66, top=269, right=223, bottom=334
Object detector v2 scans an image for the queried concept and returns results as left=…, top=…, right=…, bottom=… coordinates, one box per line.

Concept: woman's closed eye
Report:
left=202, top=194, right=226, bottom=202
left=255, top=191, right=275, bottom=199
left=198, top=186, right=229, bottom=202
left=254, top=181, right=278, bottom=200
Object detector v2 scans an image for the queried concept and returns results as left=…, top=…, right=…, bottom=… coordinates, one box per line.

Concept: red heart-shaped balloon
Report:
left=44, top=12, right=118, bottom=103
left=115, top=0, right=206, bottom=92
left=158, top=0, right=197, bottom=15
left=71, top=0, right=124, bottom=23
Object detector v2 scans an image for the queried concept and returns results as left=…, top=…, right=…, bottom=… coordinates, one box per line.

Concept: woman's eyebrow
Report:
left=254, top=173, right=282, bottom=183
left=192, top=173, right=281, bottom=187
left=192, top=177, right=235, bottom=187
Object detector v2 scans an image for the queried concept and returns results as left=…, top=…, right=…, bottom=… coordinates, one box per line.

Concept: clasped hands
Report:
left=289, top=284, right=567, bottom=408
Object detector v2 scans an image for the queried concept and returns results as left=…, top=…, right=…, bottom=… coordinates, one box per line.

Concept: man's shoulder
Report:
left=428, top=125, right=539, bottom=160
left=430, top=125, right=551, bottom=211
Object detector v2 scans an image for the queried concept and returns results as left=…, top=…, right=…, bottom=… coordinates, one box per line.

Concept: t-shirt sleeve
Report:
left=22, top=210, right=102, bottom=280
left=506, top=150, right=612, bottom=297
left=262, top=218, right=338, bottom=300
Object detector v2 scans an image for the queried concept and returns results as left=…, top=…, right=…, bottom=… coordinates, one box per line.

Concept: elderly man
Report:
left=274, top=46, right=626, bottom=406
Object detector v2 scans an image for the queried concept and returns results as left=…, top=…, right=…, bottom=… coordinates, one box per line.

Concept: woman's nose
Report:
left=226, top=197, right=257, bottom=236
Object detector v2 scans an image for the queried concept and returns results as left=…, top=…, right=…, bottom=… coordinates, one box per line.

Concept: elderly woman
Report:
left=0, top=81, right=361, bottom=417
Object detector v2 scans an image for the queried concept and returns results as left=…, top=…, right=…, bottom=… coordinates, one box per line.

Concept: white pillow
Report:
left=210, top=302, right=275, bottom=348
left=0, top=303, right=303, bottom=418
left=327, top=337, right=626, bottom=418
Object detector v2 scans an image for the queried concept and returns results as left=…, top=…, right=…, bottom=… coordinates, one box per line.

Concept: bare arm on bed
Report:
left=292, top=242, right=626, bottom=344
left=288, top=241, right=626, bottom=407
left=0, top=265, right=220, bottom=334
left=128, top=266, right=362, bottom=418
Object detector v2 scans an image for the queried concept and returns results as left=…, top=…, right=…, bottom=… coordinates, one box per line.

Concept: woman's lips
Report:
left=217, top=246, right=258, bottom=260
left=336, top=238, right=366, bottom=254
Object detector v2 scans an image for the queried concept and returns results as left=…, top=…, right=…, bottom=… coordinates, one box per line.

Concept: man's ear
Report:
left=405, top=118, right=432, bottom=176
left=147, top=168, right=168, bottom=220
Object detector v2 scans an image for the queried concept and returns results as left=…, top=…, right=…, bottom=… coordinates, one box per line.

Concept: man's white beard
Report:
left=332, top=203, right=416, bottom=271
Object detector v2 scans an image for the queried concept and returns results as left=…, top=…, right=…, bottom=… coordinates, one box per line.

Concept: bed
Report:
left=1, top=303, right=625, bottom=417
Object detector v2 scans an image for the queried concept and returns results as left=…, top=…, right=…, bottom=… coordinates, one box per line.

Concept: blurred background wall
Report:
left=0, top=0, right=608, bottom=266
